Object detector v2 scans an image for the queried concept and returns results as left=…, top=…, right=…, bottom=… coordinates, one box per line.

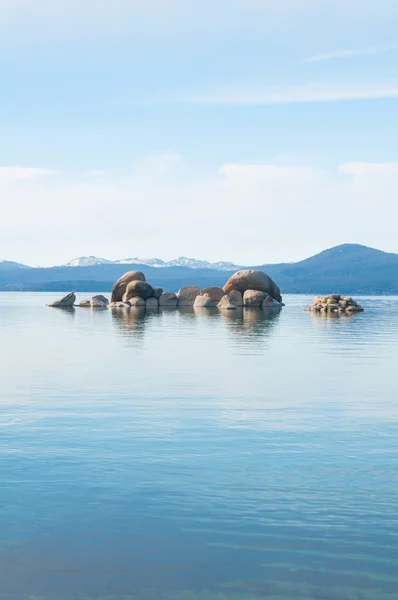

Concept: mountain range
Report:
left=63, top=256, right=243, bottom=270
left=1, top=244, right=398, bottom=294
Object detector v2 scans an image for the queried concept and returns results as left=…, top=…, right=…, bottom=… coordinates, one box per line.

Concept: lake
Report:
left=1, top=293, right=398, bottom=600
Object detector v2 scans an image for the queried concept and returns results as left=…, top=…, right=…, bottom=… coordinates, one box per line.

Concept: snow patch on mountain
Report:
left=64, top=256, right=114, bottom=267
left=62, top=256, right=243, bottom=270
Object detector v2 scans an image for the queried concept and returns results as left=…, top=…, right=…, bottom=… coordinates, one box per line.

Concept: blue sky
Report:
left=1, top=0, right=398, bottom=265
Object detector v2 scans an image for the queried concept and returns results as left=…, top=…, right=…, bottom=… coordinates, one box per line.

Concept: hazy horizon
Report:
left=0, top=241, right=393, bottom=269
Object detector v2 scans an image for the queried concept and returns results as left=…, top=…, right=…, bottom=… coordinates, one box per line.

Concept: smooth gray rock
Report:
left=122, top=280, right=153, bottom=302
left=152, top=287, right=163, bottom=299
left=159, top=292, right=178, bottom=307
left=224, top=269, right=282, bottom=302
left=111, top=271, right=146, bottom=302
left=146, top=297, right=159, bottom=309
left=177, top=286, right=200, bottom=306
left=194, top=294, right=218, bottom=308
left=243, top=290, right=267, bottom=307
left=262, top=295, right=283, bottom=308
left=199, top=286, right=225, bottom=302
left=47, top=292, right=76, bottom=307
left=90, top=295, right=109, bottom=307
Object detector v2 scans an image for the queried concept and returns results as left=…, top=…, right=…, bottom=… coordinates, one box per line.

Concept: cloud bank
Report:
left=180, top=84, right=398, bottom=105
left=1, top=158, right=397, bottom=266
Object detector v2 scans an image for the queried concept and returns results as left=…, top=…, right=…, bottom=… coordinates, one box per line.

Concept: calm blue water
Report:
left=1, top=293, right=398, bottom=600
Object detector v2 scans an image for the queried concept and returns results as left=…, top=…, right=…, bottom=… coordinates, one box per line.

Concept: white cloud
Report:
left=302, top=45, right=398, bottom=63
left=180, top=83, right=398, bottom=105
left=1, top=159, right=398, bottom=266
left=0, top=166, right=57, bottom=180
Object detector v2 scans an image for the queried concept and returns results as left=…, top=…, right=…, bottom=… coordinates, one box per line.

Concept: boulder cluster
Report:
left=46, top=269, right=284, bottom=311
left=304, top=295, right=364, bottom=314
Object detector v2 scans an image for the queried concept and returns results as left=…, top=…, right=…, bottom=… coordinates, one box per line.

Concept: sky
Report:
left=1, top=0, right=398, bottom=266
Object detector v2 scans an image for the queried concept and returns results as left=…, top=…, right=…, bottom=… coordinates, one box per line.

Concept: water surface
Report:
left=1, top=293, right=398, bottom=600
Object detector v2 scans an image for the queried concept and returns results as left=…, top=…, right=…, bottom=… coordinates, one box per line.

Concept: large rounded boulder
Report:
left=199, top=287, right=225, bottom=302
left=122, top=280, right=153, bottom=302
left=111, top=271, right=146, bottom=303
left=223, top=270, right=281, bottom=302
left=177, top=286, right=200, bottom=306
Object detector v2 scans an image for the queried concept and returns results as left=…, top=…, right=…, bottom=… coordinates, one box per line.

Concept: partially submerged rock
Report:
left=194, top=293, right=218, bottom=308
left=177, top=286, right=200, bottom=306
left=223, top=270, right=282, bottom=302
left=218, top=295, right=238, bottom=310
left=262, top=295, right=284, bottom=308
left=243, top=290, right=267, bottom=308
left=111, top=271, right=146, bottom=303
left=304, top=295, right=364, bottom=314
left=90, top=295, right=109, bottom=307
left=129, top=297, right=145, bottom=307
left=227, top=290, right=243, bottom=307
left=47, top=292, right=76, bottom=307
left=79, top=300, right=91, bottom=307
left=146, top=297, right=159, bottom=309
left=159, top=292, right=178, bottom=307
left=199, top=286, right=225, bottom=302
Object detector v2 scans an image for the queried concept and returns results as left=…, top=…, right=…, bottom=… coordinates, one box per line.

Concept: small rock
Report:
left=79, top=300, right=91, bottom=307
left=146, top=297, right=159, bottom=309
left=262, top=295, right=283, bottom=308
left=129, top=297, right=145, bottom=307
left=194, top=294, right=218, bottom=308
left=243, top=290, right=267, bottom=307
left=218, top=295, right=239, bottom=310
left=177, top=286, right=200, bottom=306
left=47, top=292, right=76, bottom=307
left=159, top=292, right=178, bottom=308
left=227, top=289, right=243, bottom=307
left=152, top=287, right=163, bottom=299
left=90, top=295, right=109, bottom=307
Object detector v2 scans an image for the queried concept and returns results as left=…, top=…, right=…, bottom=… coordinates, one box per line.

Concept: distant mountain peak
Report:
left=0, top=259, right=30, bottom=270
left=64, top=256, right=113, bottom=267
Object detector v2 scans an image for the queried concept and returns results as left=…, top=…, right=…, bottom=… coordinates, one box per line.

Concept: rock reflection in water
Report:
left=110, top=306, right=282, bottom=340
left=221, top=307, right=281, bottom=339
left=110, top=306, right=148, bottom=336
